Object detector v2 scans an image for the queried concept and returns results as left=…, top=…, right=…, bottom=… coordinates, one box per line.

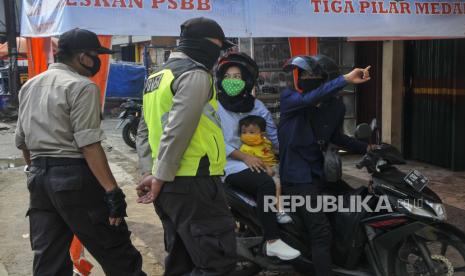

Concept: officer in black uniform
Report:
left=15, top=28, right=145, bottom=276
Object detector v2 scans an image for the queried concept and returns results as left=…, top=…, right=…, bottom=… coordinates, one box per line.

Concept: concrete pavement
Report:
left=0, top=122, right=23, bottom=169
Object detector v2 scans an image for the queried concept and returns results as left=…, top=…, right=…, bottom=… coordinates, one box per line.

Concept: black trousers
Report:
left=282, top=179, right=332, bottom=276
left=225, top=169, right=280, bottom=241
left=154, top=176, right=237, bottom=276
left=27, top=157, right=145, bottom=276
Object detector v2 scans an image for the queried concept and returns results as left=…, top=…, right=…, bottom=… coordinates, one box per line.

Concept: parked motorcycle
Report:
left=226, top=123, right=465, bottom=276
left=116, top=99, right=142, bottom=149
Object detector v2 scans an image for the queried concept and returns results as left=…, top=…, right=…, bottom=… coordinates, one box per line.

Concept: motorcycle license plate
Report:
left=404, top=170, right=429, bottom=191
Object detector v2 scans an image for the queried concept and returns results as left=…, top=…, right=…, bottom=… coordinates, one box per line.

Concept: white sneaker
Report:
left=266, top=239, right=301, bottom=260
left=277, top=211, right=293, bottom=224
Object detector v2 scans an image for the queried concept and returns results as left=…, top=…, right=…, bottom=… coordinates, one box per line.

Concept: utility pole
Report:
left=4, top=0, right=19, bottom=107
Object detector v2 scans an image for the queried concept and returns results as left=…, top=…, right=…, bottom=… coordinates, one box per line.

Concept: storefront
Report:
left=403, top=38, right=465, bottom=170
left=237, top=36, right=465, bottom=170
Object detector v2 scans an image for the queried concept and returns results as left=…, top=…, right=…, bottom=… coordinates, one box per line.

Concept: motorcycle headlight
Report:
left=425, top=200, right=447, bottom=221
left=398, top=200, right=447, bottom=221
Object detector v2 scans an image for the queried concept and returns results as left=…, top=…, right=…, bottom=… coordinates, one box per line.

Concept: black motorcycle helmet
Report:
left=216, top=52, right=259, bottom=94
left=283, top=55, right=340, bottom=92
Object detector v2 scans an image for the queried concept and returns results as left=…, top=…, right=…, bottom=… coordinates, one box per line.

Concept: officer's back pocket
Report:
left=26, top=166, right=41, bottom=191
left=48, top=166, right=83, bottom=208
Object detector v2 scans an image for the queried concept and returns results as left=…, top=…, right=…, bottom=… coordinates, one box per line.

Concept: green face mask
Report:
left=221, top=78, right=246, bottom=96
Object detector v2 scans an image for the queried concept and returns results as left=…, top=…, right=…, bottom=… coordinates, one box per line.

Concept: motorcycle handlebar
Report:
left=356, top=151, right=374, bottom=170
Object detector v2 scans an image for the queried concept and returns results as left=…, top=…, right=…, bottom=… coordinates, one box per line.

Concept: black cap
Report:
left=180, top=17, right=235, bottom=50
left=58, top=28, right=113, bottom=54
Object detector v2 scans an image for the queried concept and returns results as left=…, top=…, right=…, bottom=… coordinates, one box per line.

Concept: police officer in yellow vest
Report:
left=136, top=17, right=237, bottom=275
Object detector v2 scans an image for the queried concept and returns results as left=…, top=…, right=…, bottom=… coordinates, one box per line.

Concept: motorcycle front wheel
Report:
left=389, top=230, right=465, bottom=276
left=122, top=121, right=138, bottom=149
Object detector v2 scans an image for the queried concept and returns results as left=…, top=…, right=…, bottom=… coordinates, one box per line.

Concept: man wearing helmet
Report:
left=279, top=55, right=371, bottom=275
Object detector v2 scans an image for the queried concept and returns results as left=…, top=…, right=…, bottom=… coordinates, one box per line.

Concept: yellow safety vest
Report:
left=143, top=59, right=226, bottom=177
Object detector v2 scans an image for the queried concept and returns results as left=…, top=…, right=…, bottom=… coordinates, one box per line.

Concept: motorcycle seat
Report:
left=224, top=186, right=257, bottom=208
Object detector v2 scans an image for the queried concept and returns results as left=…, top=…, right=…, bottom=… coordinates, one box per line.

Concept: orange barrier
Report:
left=70, top=236, right=94, bottom=276
left=26, top=37, right=53, bottom=78
left=90, top=35, right=112, bottom=105
left=288, top=37, right=318, bottom=56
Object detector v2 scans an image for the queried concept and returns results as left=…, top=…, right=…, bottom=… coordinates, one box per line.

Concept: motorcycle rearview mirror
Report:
left=355, top=123, right=372, bottom=141
left=370, top=118, right=382, bottom=144
left=370, top=118, right=377, bottom=131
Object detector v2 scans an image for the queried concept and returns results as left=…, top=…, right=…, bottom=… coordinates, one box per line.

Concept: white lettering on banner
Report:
left=151, top=0, right=211, bottom=10
left=65, top=0, right=211, bottom=10
left=20, top=0, right=465, bottom=37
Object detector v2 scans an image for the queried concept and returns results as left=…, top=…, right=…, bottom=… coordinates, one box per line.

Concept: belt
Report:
left=31, top=157, right=86, bottom=168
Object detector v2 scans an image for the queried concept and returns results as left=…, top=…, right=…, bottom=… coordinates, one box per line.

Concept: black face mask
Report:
left=80, top=53, right=101, bottom=76
left=218, top=89, right=255, bottom=113
left=177, top=38, right=221, bottom=70
left=298, top=78, right=323, bottom=93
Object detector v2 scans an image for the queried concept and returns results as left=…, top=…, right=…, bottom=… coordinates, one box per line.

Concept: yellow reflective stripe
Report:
left=161, top=112, right=168, bottom=130
left=202, top=104, right=221, bottom=129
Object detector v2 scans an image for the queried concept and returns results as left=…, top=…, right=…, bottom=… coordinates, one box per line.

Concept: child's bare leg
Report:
left=274, top=179, right=283, bottom=212
left=274, top=178, right=292, bottom=224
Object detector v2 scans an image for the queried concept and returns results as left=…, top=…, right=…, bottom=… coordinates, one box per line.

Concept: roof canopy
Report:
left=0, top=36, right=59, bottom=59
left=0, top=37, right=27, bottom=58
left=20, top=0, right=465, bottom=38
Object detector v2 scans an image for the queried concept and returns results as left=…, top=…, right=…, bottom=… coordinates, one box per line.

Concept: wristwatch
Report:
left=24, top=165, right=31, bottom=176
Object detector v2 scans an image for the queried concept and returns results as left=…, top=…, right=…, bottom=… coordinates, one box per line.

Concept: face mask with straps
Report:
left=79, top=52, right=101, bottom=76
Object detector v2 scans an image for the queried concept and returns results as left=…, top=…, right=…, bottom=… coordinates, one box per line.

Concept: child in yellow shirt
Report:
left=239, top=115, right=292, bottom=224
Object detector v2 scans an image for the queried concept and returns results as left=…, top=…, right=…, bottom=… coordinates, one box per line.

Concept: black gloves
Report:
left=104, top=187, right=128, bottom=218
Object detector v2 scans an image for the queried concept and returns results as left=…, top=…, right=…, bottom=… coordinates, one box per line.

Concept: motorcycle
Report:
left=116, top=99, right=142, bottom=149
left=226, top=123, right=465, bottom=276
